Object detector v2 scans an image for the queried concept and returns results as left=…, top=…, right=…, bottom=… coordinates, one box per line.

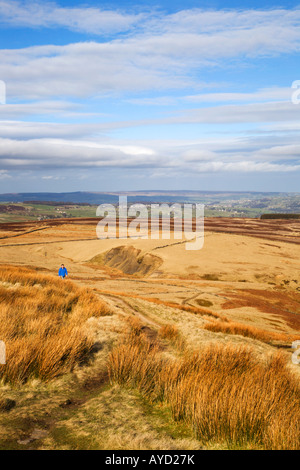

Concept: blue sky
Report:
left=0, top=0, right=300, bottom=192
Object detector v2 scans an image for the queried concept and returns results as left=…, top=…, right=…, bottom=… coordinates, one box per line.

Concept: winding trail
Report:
left=96, top=291, right=161, bottom=329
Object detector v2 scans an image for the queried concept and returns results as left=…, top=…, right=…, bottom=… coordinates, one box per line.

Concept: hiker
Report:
left=58, top=264, right=68, bottom=279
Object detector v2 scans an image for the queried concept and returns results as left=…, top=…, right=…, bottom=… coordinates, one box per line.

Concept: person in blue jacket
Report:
left=58, top=264, right=68, bottom=279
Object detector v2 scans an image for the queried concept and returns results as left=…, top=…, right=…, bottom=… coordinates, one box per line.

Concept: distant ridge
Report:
left=0, top=190, right=292, bottom=205
left=0, top=192, right=119, bottom=204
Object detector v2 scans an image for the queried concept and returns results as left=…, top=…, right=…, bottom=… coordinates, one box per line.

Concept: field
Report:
left=0, top=216, right=299, bottom=449
left=0, top=202, right=97, bottom=223
left=1, top=191, right=300, bottom=222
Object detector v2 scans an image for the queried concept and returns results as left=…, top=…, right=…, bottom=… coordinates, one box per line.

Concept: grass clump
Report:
left=108, top=323, right=300, bottom=449
left=203, top=319, right=299, bottom=345
left=159, top=324, right=186, bottom=352
left=0, top=264, right=111, bottom=384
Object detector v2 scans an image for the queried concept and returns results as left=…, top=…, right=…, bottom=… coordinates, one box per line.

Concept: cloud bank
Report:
left=0, top=2, right=299, bottom=190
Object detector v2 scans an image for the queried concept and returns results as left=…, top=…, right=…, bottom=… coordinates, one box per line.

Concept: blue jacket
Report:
left=58, top=267, right=68, bottom=278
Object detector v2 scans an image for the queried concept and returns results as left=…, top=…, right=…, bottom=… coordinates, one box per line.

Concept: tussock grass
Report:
left=159, top=324, right=186, bottom=352
left=108, top=324, right=300, bottom=449
left=0, top=265, right=111, bottom=383
left=203, top=319, right=299, bottom=345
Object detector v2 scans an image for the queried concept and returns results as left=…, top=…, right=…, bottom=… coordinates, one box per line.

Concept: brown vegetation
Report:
left=0, top=205, right=26, bottom=214
left=0, top=265, right=111, bottom=383
left=159, top=324, right=186, bottom=352
left=1, top=216, right=300, bottom=245
left=96, top=288, right=223, bottom=320
left=222, top=288, right=300, bottom=330
left=261, top=213, right=300, bottom=219
left=0, top=216, right=299, bottom=449
left=203, top=319, right=299, bottom=344
left=108, top=322, right=300, bottom=449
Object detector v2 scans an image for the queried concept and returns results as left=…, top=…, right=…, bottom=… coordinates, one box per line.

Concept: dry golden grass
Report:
left=146, top=298, right=223, bottom=320
left=0, top=265, right=111, bottom=384
left=203, top=319, right=299, bottom=345
left=96, top=288, right=223, bottom=320
left=159, top=324, right=180, bottom=341
left=158, top=324, right=186, bottom=352
left=108, top=322, right=300, bottom=449
left=98, top=288, right=299, bottom=347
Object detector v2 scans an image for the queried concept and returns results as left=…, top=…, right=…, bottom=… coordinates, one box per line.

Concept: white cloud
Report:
left=0, top=137, right=160, bottom=170
left=0, top=120, right=107, bottom=139
left=0, top=100, right=85, bottom=119
left=190, top=160, right=300, bottom=173
left=0, top=134, right=299, bottom=175
left=148, top=8, right=300, bottom=36
left=0, top=41, right=187, bottom=100
left=167, top=101, right=300, bottom=125
left=2, top=1, right=300, bottom=56
left=41, top=175, right=65, bottom=180
left=0, top=169, right=11, bottom=179
left=128, top=87, right=292, bottom=107
left=0, top=0, right=142, bottom=35
left=1, top=4, right=300, bottom=186
left=184, top=87, right=293, bottom=104
left=1, top=7, right=300, bottom=99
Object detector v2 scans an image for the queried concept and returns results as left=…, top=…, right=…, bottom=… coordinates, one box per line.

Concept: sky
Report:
left=0, top=0, right=300, bottom=193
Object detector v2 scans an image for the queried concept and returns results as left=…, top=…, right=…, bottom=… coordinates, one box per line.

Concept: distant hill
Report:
left=1, top=191, right=300, bottom=220
left=0, top=192, right=119, bottom=204
left=0, top=190, right=289, bottom=205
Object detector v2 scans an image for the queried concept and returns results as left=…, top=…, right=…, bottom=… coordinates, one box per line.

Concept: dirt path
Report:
left=96, top=292, right=161, bottom=329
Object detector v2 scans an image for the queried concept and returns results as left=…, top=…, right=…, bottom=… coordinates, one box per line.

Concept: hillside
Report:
left=0, top=218, right=299, bottom=449
left=0, top=191, right=300, bottom=221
